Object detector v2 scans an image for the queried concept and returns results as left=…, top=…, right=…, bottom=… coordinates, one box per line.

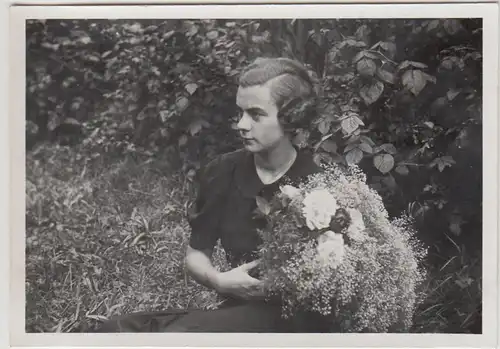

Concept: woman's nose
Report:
left=236, top=113, right=251, bottom=132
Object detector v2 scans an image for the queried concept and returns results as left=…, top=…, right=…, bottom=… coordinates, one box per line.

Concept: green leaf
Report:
left=335, top=72, right=356, bottom=83
left=163, top=30, right=176, bottom=40
left=206, top=30, right=219, bottom=40
left=358, top=142, right=373, bottom=154
left=398, top=60, right=428, bottom=71
left=360, top=81, right=384, bottom=105
left=188, top=119, right=205, bottom=136
left=379, top=41, right=397, bottom=59
left=174, top=52, right=184, bottom=61
left=41, top=42, right=60, bottom=51
left=449, top=215, right=464, bottom=236
left=376, top=67, right=396, bottom=84
left=357, top=58, right=377, bottom=76
left=359, top=135, right=376, bottom=147
left=440, top=57, right=455, bottom=70
left=127, top=23, right=143, bottom=34
left=314, top=152, right=341, bottom=167
left=256, top=196, right=271, bottom=216
left=79, top=36, right=92, bottom=45
left=176, top=96, right=190, bottom=112
left=455, top=277, right=473, bottom=289
left=377, top=143, right=397, bottom=155
left=464, top=51, right=482, bottom=61
left=430, top=97, right=448, bottom=116
left=422, top=72, right=437, bottom=84
left=185, top=83, right=198, bottom=95
left=186, top=23, right=199, bottom=37
left=251, top=35, right=269, bottom=44
left=341, top=115, right=363, bottom=135
left=159, top=110, right=171, bottom=122
left=447, top=88, right=461, bottom=101
left=443, top=19, right=462, bottom=35
left=426, top=19, right=441, bottom=32
left=382, top=175, right=397, bottom=191
left=320, top=139, right=337, bottom=153
left=340, top=39, right=367, bottom=48
left=178, top=134, right=188, bottom=147
left=395, top=165, right=409, bottom=175
left=352, top=51, right=366, bottom=64
left=424, top=121, right=434, bottom=129
left=317, top=119, right=331, bottom=135
left=374, top=154, right=394, bottom=174
left=345, top=148, right=363, bottom=165
left=344, top=143, right=358, bottom=153
left=430, top=156, right=456, bottom=172
left=355, top=24, right=371, bottom=44
left=402, top=70, right=428, bottom=96
left=313, top=133, right=334, bottom=151
left=101, top=50, right=112, bottom=58
left=441, top=156, right=456, bottom=169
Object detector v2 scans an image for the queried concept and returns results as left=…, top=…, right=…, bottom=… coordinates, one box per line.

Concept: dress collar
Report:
left=234, top=147, right=320, bottom=198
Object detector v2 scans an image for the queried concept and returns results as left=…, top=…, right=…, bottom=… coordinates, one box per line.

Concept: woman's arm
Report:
left=185, top=246, right=220, bottom=290
left=185, top=246, right=265, bottom=300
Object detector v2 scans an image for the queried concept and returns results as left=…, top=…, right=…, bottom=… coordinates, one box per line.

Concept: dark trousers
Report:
left=95, top=301, right=331, bottom=333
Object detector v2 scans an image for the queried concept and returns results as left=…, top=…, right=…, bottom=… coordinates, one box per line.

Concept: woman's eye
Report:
left=249, top=111, right=263, bottom=120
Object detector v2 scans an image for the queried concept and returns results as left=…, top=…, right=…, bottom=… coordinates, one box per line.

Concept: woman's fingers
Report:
left=248, top=283, right=266, bottom=299
left=238, top=260, right=260, bottom=272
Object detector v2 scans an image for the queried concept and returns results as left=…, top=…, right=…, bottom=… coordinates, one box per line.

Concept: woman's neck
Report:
left=254, top=139, right=297, bottom=181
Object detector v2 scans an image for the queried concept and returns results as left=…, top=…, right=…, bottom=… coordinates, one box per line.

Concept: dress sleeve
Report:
left=187, top=154, right=233, bottom=252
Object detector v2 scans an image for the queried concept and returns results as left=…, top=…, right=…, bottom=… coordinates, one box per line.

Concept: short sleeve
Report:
left=187, top=153, right=236, bottom=252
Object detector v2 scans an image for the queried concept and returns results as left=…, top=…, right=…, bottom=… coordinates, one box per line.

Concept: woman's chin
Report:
left=243, top=142, right=261, bottom=153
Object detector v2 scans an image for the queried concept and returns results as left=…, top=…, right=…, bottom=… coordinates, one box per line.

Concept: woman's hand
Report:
left=215, top=260, right=265, bottom=300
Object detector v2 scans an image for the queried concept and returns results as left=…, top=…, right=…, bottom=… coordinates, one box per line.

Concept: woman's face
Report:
left=235, top=83, right=286, bottom=153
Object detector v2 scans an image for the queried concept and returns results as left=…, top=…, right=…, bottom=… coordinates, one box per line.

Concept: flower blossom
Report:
left=280, top=185, right=302, bottom=200
left=302, top=188, right=338, bottom=230
left=346, top=208, right=367, bottom=242
left=316, top=230, right=345, bottom=267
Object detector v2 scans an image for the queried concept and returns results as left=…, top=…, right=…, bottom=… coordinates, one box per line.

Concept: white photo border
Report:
left=9, top=3, right=499, bottom=348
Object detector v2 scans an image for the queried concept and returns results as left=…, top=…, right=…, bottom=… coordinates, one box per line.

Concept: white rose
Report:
left=302, top=189, right=338, bottom=230
left=280, top=185, right=301, bottom=200
left=316, top=230, right=345, bottom=266
left=346, top=208, right=366, bottom=242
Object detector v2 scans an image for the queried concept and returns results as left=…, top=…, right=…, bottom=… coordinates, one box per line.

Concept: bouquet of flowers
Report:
left=255, top=164, right=427, bottom=333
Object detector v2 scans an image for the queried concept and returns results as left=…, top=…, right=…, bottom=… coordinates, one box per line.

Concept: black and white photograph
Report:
left=8, top=2, right=499, bottom=347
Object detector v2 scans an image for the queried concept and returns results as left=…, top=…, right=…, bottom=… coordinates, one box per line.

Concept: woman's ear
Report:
left=280, top=97, right=318, bottom=130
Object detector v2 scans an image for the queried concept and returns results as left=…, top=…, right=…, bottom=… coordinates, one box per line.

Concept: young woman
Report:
left=97, top=57, right=328, bottom=333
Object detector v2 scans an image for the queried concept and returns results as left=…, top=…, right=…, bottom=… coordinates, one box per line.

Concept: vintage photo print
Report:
left=9, top=2, right=498, bottom=348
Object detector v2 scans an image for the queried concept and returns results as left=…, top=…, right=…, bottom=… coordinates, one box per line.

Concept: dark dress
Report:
left=96, top=147, right=328, bottom=333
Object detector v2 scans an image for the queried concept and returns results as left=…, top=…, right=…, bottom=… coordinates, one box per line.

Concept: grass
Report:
left=412, top=240, right=482, bottom=333
left=26, top=144, right=228, bottom=332
left=25, top=144, right=482, bottom=333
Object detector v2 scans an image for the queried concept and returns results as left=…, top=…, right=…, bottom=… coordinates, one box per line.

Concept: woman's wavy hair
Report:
left=238, top=57, right=321, bottom=131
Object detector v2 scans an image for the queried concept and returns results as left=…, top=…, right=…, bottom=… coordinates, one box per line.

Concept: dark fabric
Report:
left=95, top=302, right=332, bottom=333
left=188, top=147, right=321, bottom=267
